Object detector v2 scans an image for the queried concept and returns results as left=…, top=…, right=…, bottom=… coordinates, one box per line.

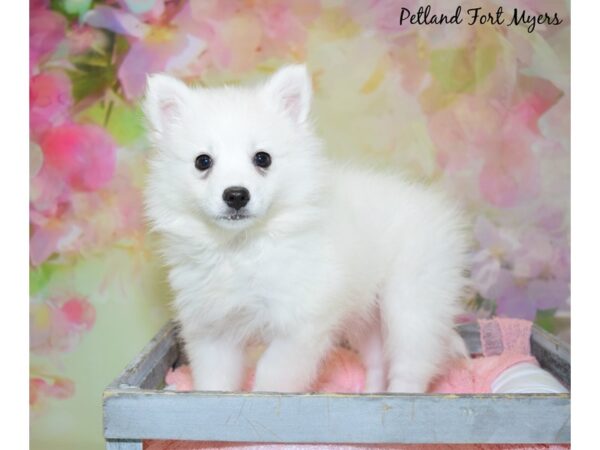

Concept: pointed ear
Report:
left=262, top=65, right=312, bottom=124
left=143, top=74, right=190, bottom=135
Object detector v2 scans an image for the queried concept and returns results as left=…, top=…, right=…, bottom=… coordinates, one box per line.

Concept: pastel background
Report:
left=29, top=0, right=570, bottom=448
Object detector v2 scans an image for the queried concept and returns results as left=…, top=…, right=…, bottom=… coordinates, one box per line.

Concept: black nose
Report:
left=222, top=186, right=250, bottom=210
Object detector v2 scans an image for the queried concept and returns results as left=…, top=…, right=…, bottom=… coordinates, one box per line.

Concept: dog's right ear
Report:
left=143, top=74, right=190, bottom=137
left=262, top=65, right=312, bottom=125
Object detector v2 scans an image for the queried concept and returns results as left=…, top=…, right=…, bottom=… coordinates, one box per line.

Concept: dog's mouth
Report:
left=216, top=213, right=254, bottom=222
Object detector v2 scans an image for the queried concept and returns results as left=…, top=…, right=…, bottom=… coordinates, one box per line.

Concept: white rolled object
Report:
left=491, top=362, right=568, bottom=394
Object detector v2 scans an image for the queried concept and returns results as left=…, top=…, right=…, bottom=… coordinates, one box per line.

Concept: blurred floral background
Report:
left=29, top=0, right=570, bottom=448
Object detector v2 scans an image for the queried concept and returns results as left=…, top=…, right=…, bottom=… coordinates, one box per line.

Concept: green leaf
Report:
left=68, top=65, right=116, bottom=103
left=50, top=0, right=95, bottom=21
left=535, top=309, right=557, bottom=333
left=430, top=48, right=475, bottom=94
left=30, top=263, right=59, bottom=296
left=66, top=34, right=129, bottom=103
left=79, top=101, right=145, bottom=145
left=428, top=29, right=500, bottom=96
left=467, top=294, right=497, bottom=316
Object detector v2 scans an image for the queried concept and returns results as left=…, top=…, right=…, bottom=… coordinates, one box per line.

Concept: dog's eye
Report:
left=195, top=154, right=213, bottom=171
left=253, top=151, right=271, bottom=169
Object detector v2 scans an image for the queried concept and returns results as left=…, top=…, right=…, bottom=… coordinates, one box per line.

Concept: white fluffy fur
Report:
left=143, top=65, right=469, bottom=393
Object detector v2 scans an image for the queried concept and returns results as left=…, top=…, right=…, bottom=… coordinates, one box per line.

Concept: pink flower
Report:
left=478, top=135, right=539, bottom=208
left=30, top=375, right=75, bottom=412
left=430, top=95, right=544, bottom=208
left=82, top=1, right=321, bottom=96
left=39, top=123, right=116, bottom=192
left=347, top=0, right=418, bottom=36
left=490, top=269, right=568, bottom=320
left=29, top=219, right=68, bottom=266
left=171, top=1, right=261, bottom=73
left=66, top=24, right=108, bottom=55
left=172, top=0, right=320, bottom=74
left=30, top=0, right=49, bottom=11
left=30, top=296, right=96, bottom=355
left=83, top=5, right=206, bottom=99
left=30, top=160, right=71, bottom=222
left=471, top=215, right=570, bottom=319
left=30, top=9, right=67, bottom=71
left=30, top=71, right=73, bottom=140
left=429, top=63, right=562, bottom=207
left=60, top=297, right=96, bottom=330
left=30, top=155, right=149, bottom=266
left=471, top=216, right=519, bottom=298
left=119, top=29, right=204, bottom=98
left=30, top=145, right=152, bottom=266
left=31, top=122, right=116, bottom=264
left=430, top=96, right=501, bottom=173
left=255, top=0, right=319, bottom=58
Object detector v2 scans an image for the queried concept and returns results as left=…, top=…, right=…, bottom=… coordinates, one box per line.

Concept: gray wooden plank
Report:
left=531, top=325, right=571, bottom=388
left=104, top=390, right=570, bottom=444
left=109, top=321, right=180, bottom=390
left=106, top=439, right=143, bottom=450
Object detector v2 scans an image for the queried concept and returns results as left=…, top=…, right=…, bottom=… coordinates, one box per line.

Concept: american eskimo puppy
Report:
left=143, top=65, right=469, bottom=393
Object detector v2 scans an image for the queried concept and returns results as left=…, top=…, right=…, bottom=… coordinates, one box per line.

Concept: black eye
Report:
left=253, top=151, right=271, bottom=169
left=195, top=154, right=213, bottom=171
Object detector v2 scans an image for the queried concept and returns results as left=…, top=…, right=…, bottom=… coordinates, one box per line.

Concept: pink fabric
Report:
left=480, top=318, right=533, bottom=356
left=154, top=319, right=568, bottom=450
left=429, top=318, right=537, bottom=394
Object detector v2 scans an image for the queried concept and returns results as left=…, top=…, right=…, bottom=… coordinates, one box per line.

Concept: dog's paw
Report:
left=252, top=375, right=306, bottom=393
left=364, top=368, right=387, bottom=393
left=387, top=377, right=428, bottom=393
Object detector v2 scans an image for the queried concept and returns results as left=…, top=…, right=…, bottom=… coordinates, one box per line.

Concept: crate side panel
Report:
left=110, top=322, right=180, bottom=390
left=106, top=439, right=143, bottom=450
left=531, top=326, right=570, bottom=388
left=104, top=393, right=570, bottom=444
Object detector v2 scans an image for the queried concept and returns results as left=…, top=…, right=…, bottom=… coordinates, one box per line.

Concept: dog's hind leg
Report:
left=380, top=251, right=465, bottom=393
left=348, top=313, right=388, bottom=393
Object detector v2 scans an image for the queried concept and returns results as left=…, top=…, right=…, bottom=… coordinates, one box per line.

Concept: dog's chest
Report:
left=171, top=239, right=321, bottom=334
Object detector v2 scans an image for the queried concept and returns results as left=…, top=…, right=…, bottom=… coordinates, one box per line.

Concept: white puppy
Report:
left=143, top=65, right=469, bottom=393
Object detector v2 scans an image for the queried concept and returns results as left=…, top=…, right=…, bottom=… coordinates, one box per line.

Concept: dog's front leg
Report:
left=184, top=336, right=246, bottom=391
left=253, top=331, right=332, bottom=393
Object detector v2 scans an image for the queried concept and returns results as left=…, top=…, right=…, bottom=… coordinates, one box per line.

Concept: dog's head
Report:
left=143, top=65, right=323, bottom=235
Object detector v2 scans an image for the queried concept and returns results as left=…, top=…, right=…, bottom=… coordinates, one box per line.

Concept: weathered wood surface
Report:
left=103, top=321, right=570, bottom=444
left=109, top=321, right=180, bottom=390
left=104, top=390, right=569, bottom=444
left=531, top=325, right=570, bottom=388
left=106, top=439, right=143, bottom=450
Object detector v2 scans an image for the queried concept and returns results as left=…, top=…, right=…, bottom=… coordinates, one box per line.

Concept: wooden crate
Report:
left=103, top=322, right=570, bottom=449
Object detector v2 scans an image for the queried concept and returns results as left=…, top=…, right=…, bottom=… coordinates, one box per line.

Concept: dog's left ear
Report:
left=262, top=65, right=312, bottom=124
